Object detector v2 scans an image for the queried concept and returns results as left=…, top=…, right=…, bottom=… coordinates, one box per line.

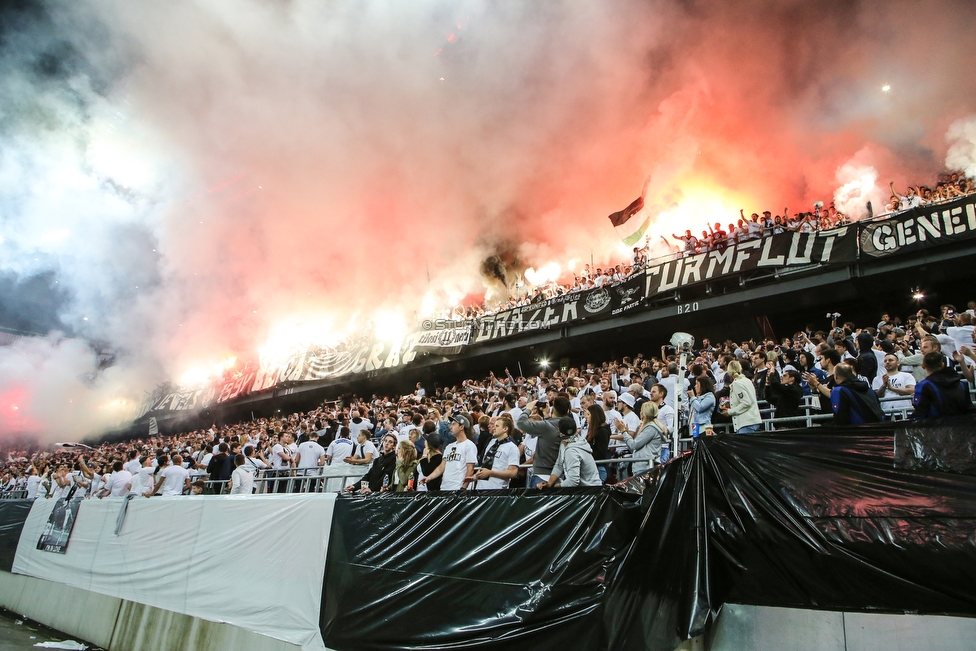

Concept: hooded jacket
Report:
left=550, top=435, right=602, bottom=487
left=856, top=333, right=879, bottom=383
left=830, top=378, right=885, bottom=425
left=623, top=421, right=666, bottom=475
left=912, top=367, right=973, bottom=419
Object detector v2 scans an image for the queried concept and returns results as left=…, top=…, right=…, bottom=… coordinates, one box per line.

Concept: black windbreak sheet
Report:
left=0, top=499, right=33, bottom=572
left=321, top=489, right=641, bottom=651
left=606, top=420, right=976, bottom=651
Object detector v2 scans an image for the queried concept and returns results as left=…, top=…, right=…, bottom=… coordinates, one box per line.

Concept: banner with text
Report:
left=474, top=275, right=646, bottom=343
left=860, top=195, right=976, bottom=258
left=644, top=227, right=857, bottom=295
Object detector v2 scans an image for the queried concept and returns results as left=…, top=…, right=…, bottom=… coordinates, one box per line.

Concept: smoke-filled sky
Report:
left=1, top=0, right=975, bottom=438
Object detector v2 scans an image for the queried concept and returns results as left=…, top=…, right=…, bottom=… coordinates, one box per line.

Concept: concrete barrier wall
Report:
left=0, top=569, right=121, bottom=649
left=12, top=494, right=334, bottom=650
left=0, top=569, right=303, bottom=651
left=709, top=603, right=976, bottom=651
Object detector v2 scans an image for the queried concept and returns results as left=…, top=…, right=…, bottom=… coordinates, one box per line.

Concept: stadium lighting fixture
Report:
left=911, top=288, right=924, bottom=301
left=540, top=359, right=550, bottom=368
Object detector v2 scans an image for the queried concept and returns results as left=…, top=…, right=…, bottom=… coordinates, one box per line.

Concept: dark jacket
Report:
left=912, top=368, right=973, bottom=419
left=362, top=451, right=396, bottom=492
left=856, top=333, right=879, bottom=384
left=830, top=379, right=885, bottom=425
left=207, top=453, right=232, bottom=482
left=589, top=423, right=611, bottom=461
left=766, top=376, right=804, bottom=420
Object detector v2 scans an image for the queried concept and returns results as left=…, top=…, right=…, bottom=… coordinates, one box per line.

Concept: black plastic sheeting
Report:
left=606, top=419, right=976, bottom=651
left=320, top=489, right=641, bottom=651
left=320, top=418, right=976, bottom=651
left=895, top=415, right=976, bottom=475
left=0, top=500, right=33, bottom=572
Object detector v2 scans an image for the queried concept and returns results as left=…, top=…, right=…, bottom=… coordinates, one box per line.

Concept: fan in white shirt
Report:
left=872, top=353, right=916, bottom=412
left=471, top=419, right=521, bottom=490
left=150, top=455, right=190, bottom=497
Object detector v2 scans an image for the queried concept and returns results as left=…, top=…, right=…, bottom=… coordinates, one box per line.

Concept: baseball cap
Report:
left=557, top=417, right=578, bottom=439
left=450, top=413, right=471, bottom=429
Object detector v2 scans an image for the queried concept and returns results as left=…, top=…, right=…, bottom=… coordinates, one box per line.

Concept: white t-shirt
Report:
left=230, top=466, right=254, bottom=495
left=26, top=475, right=41, bottom=499
left=129, top=466, right=155, bottom=496
left=618, top=411, right=641, bottom=437
left=475, top=439, right=521, bottom=489
left=656, top=403, right=676, bottom=432
left=327, top=438, right=355, bottom=465
left=69, top=471, right=88, bottom=498
left=659, top=376, right=690, bottom=411
left=296, top=441, right=325, bottom=469
left=348, top=418, right=374, bottom=439
left=947, top=326, right=975, bottom=364
left=270, top=444, right=288, bottom=470
left=245, top=456, right=268, bottom=477
left=158, top=465, right=189, bottom=496
left=603, top=408, right=623, bottom=435
left=398, top=426, right=419, bottom=444
left=441, top=439, right=477, bottom=490
left=872, top=372, right=916, bottom=412
left=123, top=459, right=142, bottom=476
left=105, top=470, right=133, bottom=497
left=506, top=407, right=523, bottom=423
left=353, top=440, right=377, bottom=462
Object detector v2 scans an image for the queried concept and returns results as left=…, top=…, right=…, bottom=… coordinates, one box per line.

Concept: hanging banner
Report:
left=645, top=227, right=857, bottom=295
left=859, top=195, right=976, bottom=258
left=36, top=498, right=82, bottom=554
left=474, top=277, right=647, bottom=343
left=414, top=324, right=472, bottom=355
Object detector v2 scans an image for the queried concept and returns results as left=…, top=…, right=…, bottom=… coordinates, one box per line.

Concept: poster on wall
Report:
left=36, top=497, right=82, bottom=554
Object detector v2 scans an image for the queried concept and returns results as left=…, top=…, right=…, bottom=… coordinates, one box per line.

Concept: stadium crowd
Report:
left=441, top=171, right=976, bottom=321
left=2, top=300, right=973, bottom=500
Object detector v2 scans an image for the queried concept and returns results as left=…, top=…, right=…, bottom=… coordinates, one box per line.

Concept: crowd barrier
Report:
left=2, top=415, right=975, bottom=651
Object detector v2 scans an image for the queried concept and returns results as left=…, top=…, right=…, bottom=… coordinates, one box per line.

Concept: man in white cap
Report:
left=420, top=413, right=477, bottom=491
left=614, top=393, right=640, bottom=439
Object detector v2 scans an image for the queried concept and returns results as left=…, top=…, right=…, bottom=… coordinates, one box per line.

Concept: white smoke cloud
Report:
left=832, top=149, right=884, bottom=220
left=946, top=115, right=976, bottom=179
left=0, top=0, right=974, bottom=440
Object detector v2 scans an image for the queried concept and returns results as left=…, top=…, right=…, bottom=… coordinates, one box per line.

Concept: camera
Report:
left=670, top=332, right=696, bottom=352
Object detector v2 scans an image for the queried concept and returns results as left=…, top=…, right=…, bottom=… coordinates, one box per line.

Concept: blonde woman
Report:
left=391, top=440, right=418, bottom=492
left=623, top=401, right=666, bottom=476
left=724, top=360, right=762, bottom=433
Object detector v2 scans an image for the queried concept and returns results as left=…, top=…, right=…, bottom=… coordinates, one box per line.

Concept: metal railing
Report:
left=195, top=465, right=369, bottom=495
left=0, top=490, right=28, bottom=500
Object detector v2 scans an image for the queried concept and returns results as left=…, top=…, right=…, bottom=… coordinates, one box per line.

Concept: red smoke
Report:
left=2, top=0, right=975, bottom=437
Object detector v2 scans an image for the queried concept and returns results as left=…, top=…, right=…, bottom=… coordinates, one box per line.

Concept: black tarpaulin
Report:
left=320, top=488, right=640, bottom=651
left=605, top=420, right=976, bottom=651
left=0, top=499, right=33, bottom=572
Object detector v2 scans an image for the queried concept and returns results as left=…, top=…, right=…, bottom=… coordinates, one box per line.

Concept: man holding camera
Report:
left=517, top=396, right=570, bottom=488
